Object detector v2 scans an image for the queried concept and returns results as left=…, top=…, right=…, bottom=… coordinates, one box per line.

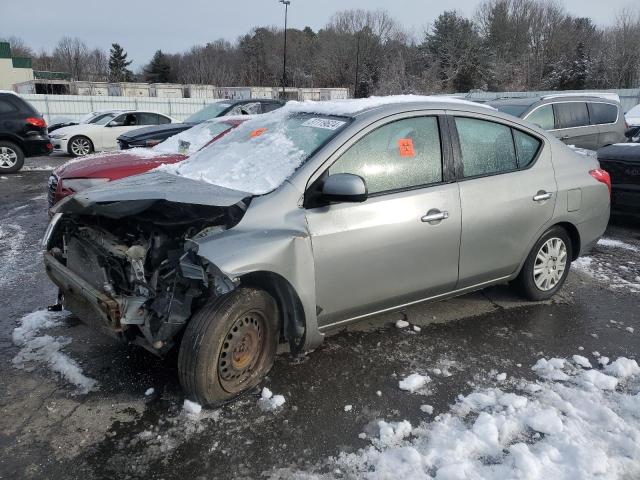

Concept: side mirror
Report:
left=321, top=173, right=368, bottom=203
left=107, top=120, right=122, bottom=127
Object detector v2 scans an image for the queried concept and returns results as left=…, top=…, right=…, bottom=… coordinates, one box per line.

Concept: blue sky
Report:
left=2, top=0, right=636, bottom=67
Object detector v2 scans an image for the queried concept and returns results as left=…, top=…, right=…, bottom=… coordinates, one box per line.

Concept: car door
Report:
left=451, top=114, right=557, bottom=288
left=99, top=113, right=138, bottom=150
left=552, top=102, right=598, bottom=149
left=305, top=114, right=461, bottom=327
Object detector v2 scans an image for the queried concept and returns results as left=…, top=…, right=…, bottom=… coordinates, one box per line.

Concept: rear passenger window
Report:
left=589, top=103, right=618, bottom=125
left=158, top=115, right=171, bottom=124
left=555, top=102, right=590, bottom=129
left=513, top=130, right=541, bottom=167
left=524, top=105, right=555, bottom=130
left=455, top=118, right=517, bottom=177
left=137, top=113, right=159, bottom=125
left=0, top=98, right=17, bottom=113
left=329, top=116, right=442, bottom=194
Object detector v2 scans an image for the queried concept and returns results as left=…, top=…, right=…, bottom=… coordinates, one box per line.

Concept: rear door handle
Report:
left=421, top=210, right=449, bottom=223
left=533, top=191, right=552, bottom=202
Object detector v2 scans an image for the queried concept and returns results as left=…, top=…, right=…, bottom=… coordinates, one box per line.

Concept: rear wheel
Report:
left=514, top=226, right=572, bottom=301
left=0, top=141, right=24, bottom=173
left=68, top=136, right=93, bottom=156
left=178, top=288, right=279, bottom=406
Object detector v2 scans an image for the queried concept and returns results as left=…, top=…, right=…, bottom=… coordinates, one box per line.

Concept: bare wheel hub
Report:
left=218, top=312, right=265, bottom=392
left=533, top=237, right=567, bottom=292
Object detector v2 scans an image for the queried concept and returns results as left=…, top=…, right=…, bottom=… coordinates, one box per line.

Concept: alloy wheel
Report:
left=533, top=237, right=568, bottom=291
left=0, top=146, right=18, bottom=169
left=70, top=138, right=91, bottom=156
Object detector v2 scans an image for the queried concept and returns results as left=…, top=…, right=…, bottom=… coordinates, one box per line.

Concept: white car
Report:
left=50, top=110, right=175, bottom=156
left=625, top=104, right=640, bottom=127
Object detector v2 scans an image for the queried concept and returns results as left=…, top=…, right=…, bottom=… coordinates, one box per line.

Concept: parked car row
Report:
left=43, top=96, right=612, bottom=406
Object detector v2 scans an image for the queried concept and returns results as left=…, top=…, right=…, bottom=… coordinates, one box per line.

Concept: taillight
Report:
left=589, top=168, right=611, bottom=196
left=26, top=117, right=47, bottom=129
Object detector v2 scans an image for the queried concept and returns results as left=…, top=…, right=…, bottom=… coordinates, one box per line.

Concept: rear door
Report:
left=451, top=113, right=557, bottom=288
left=552, top=102, right=598, bottom=149
left=305, top=113, right=461, bottom=326
left=588, top=102, right=624, bottom=148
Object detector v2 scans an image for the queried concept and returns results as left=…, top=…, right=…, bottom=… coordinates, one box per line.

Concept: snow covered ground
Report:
left=270, top=355, right=640, bottom=480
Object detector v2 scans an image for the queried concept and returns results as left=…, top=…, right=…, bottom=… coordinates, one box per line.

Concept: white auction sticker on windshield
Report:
left=302, top=118, right=346, bottom=130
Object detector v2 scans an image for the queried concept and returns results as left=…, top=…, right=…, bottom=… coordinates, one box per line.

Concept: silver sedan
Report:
left=44, top=97, right=611, bottom=405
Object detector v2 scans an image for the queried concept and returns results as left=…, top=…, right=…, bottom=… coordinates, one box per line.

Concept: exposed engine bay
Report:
left=45, top=200, right=246, bottom=354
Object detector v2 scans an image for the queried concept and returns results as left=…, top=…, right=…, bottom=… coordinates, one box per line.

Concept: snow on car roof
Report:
left=282, top=94, right=494, bottom=116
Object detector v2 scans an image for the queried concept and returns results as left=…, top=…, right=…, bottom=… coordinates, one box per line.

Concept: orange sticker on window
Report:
left=398, top=138, right=415, bottom=157
left=250, top=128, right=267, bottom=138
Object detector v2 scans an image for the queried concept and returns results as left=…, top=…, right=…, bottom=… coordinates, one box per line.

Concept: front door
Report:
left=305, top=115, right=461, bottom=327
left=451, top=115, right=557, bottom=288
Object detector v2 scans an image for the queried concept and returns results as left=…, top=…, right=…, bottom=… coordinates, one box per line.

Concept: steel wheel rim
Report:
left=0, top=146, right=18, bottom=168
left=218, top=310, right=266, bottom=393
left=71, top=138, right=91, bottom=156
left=533, top=237, right=567, bottom=291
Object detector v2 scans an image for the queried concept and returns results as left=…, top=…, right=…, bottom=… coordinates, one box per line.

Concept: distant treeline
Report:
left=4, top=0, right=640, bottom=95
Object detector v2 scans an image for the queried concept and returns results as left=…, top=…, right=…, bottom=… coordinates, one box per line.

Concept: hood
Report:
left=53, top=124, right=102, bottom=137
left=117, top=123, right=191, bottom=141
left=55, top=150, right=186, bottom=179
left=55, top=170, right=252, bottom=218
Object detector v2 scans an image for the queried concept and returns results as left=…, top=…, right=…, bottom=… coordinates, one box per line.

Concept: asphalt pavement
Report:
left=0, top=155, right=639, bottom=479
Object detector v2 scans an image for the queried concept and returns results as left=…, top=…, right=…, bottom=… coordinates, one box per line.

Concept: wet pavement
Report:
left=0, top=155, right=639, bottom=479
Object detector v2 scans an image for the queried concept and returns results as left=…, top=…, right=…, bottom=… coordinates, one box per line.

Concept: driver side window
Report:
left=328, top=116, right=443, bottom=195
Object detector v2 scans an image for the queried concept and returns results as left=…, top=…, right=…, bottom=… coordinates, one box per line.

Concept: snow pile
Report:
left=154, top=118, right=244, bottom=155
left=605, top=357, right=640, bottom=378
left=579, top=369, right=619, bottom=390
left=314, top=356, right=640, bottom=480
left=399, top=373, right=431, bottom=393
left=395, top=320, right=409, bottom=329
left=182, top=399, right=202, bottom=416
left=572, top=355, right=592, bottom=369
left=531, top=357, right=569, bottom=381
left=573, top=256, right=640, bottom=293
left=597, top=237, right=639, bottom=252
left=258, top=387, right=286, bottom=411
left=0, top=224, right=26, bottom=288
left=11, top=310, right=98, bottom=394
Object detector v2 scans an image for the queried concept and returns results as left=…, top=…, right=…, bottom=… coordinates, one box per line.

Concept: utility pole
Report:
left=354, top=31, right=361, bottom=98
left=280, top=0, right=290, bottom=99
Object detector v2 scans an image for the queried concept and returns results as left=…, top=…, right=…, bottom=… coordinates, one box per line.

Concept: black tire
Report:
left=67, top=136, right=94, bottom=156
left=514, top=225, right=573, bottom=301
left=178, top=288, right=279, bottom=406
left=0, top=141, right=25, bottom=173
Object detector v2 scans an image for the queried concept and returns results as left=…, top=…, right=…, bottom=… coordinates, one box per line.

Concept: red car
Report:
left=47, top=118, right=245, bottom=207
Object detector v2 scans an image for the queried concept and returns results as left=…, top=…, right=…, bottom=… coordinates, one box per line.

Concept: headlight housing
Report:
left=50, top=134, right=67, bottom=140
left=61, top=177, right=110, bottom=192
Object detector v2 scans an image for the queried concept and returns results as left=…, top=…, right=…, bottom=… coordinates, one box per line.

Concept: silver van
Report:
left=489, top=94, right=626, bottom=150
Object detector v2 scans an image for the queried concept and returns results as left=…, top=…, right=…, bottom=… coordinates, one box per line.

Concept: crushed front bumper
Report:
left=44, top=251, right=122, bottom=337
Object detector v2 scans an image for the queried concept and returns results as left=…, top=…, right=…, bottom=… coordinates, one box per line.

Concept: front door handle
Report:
left=533, top=191, right=552, bottom=202
left=421, top=210, right=449, bottom=223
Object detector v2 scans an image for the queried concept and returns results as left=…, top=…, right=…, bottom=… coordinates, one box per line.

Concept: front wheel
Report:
left=178, top=288, right=279, bottom=406
left=514, top=226, right=572, bottom=301
left=68, top=136, right=94, bottom=156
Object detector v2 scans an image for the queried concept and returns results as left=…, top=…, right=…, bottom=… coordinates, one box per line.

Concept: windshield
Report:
left=184, top=102, right=232, bottom=123
left=490, top=104, right=530, bottom=117
left=626, top=104, right=640, bottom=117
left=162, top=112, right=351, bottom=194
left=153, top=120, right=234, bottom=155
left=93, top=113, right=119, bottom=126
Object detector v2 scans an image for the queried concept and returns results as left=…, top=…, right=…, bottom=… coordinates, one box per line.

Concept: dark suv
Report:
left=0, top=91, right=52, bottom=173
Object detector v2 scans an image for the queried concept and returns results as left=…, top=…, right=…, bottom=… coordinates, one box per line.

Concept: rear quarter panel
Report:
left=550, top=141, right=610, bottom=255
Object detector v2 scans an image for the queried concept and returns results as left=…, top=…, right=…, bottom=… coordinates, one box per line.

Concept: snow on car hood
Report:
left=160, top=95, right=490, bottom=195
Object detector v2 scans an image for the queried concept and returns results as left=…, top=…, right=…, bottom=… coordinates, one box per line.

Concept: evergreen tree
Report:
left=108, top=43, right=132, bottom=82
left=143, top=50, right=172, bottom=83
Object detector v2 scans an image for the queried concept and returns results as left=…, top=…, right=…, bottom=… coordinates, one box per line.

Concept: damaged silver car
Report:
left=43, top=97, right=610, bottom=405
